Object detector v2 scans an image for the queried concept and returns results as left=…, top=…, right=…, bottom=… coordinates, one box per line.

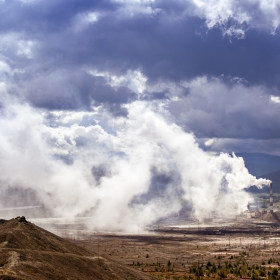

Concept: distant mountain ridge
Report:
left=256, top=169, right=280, bottom=193
left=240, top=162, right=280, bottom=177
left=236, top=153, right=280, bottom=166
left=235, top=153, right=280, bottom=176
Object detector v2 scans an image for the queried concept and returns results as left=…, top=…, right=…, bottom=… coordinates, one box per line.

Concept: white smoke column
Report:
left=0, top=98, right=270, bottom=231
left=124, top=103, right=270, bottom=220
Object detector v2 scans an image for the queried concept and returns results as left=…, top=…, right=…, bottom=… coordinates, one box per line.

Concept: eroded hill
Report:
left=0, top=217, right=156, bottom=280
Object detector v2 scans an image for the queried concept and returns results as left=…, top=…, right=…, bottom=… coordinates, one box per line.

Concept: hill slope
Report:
left=256, top=169, right=280, bottom=193
left=0, top=217, right=156, bottom=280
left=235, top=153, right=280, bottom=177
left=263, top=211, right=280, bottom=225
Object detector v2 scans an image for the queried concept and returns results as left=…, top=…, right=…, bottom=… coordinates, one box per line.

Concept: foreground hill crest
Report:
left=0, top=217, right=156, bottom=280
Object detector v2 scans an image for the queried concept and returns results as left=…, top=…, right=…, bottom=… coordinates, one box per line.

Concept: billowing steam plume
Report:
left=0, top=96, right=270, bottom=231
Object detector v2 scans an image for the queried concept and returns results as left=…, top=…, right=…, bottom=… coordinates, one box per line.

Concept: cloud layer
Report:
left=0, top=0, right=279, bottom=228
left=0, top=93, right=270, bottom=230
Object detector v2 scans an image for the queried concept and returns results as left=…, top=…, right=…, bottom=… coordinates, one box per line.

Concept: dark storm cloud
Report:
left=0, top=0, right=113, bottom=33
left=200, top=138, right=280, bottom=157
left=141, top=90, right=170, bottom=101
left=1, top=0, right=280, bottom=149
left=0, top=0, right=278, bottom=227
left=168, top=77, right=280, bottom=140
left=78, top=16, right=280, bottom=88
left=2, top=0, right=280, bottom=93
left=11, top=69, right=136, bottom=112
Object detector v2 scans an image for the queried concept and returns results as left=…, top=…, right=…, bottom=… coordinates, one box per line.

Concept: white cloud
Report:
left=16, top=40, right=37, bottom=59
left=204, top=138, right=215, bottom=146
left=203, top=138, right=280, bottom=156
left=113, top=0, right=156, bottom=3
left=87, top=69, right=147, bottom=94
left=168, top=76, right=280, bottom=139
left=188, top=0, right=280, bottom=34
left=271, top=95, right=280, bottom=103
left=0, top=60, right=10, bottom=73
left=110, top=0, right=280, bottom=34
left=0, top=33, right=37, bottom=59
left=73, top=12, right=100, bottom=32
left=111, top=0, right=161, bottom=17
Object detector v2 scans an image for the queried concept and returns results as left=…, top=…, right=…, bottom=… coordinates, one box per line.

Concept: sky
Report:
left=1, top=0, right=280, bottom=154
left=0, top=0, right=278, bottom=229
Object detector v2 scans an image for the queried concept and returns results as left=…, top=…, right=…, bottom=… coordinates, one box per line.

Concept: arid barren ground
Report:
left=72, top=225, right=280, bottom=279
left=2, top=216, right=280, bottom=279
left=0, top=217, right=157, bottom=279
